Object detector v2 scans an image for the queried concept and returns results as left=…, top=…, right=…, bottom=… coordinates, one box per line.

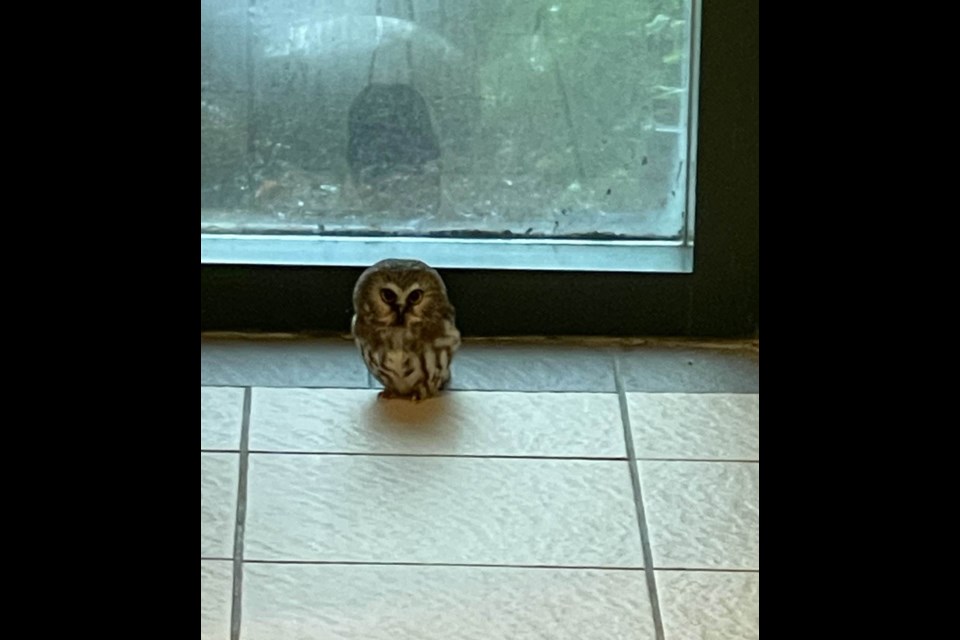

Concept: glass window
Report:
left=201, top=0, right=700, bottom=271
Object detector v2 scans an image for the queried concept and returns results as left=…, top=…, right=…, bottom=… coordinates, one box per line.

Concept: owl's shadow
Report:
left=362, top=394, right=462, bottom=448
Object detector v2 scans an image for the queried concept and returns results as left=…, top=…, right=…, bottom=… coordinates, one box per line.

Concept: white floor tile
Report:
left=641, top=461, right=759, bottom=569
left=245, top=454, right=643, bottom=566
left=628, top=393, right=758, bottom=460
left=657, top=570, right=759, bottom=640
left=201, top=560, right=233, bottom=640
left=201, top=453, right=239, bottom=558
left=250, top=388, right=624, bottom=457
left=242, top=563, right=654, bottom=640
left=202, top=387, right=244, bottom=449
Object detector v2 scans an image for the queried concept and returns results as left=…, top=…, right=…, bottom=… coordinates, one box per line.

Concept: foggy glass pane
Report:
left=201, top=0, right=696, bottom=240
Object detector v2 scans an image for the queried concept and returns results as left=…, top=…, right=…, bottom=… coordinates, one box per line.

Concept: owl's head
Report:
left=353, top=258, right=453, bottom=327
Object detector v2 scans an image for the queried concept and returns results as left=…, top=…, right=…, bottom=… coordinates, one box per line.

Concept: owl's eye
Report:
left=380, top=288, right=398, bottom=304
left=407, top=289, right=424, bottom=304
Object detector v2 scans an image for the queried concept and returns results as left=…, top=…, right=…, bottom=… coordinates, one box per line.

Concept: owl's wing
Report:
left=439, top=320, right=461, bottom=351
left=420, top=315, right=460, bottom=352
left=351, top=314, right=378, bottom=343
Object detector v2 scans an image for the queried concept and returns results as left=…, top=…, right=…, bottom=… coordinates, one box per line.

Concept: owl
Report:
left=352, top=258, right=461, bottom=400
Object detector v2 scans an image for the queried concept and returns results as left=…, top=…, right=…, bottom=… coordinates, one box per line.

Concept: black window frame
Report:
left=200, top=0, right=758, bottom=338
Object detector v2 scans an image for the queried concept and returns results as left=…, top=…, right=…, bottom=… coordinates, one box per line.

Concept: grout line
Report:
left=203, top=448, right=756, bottom=464
left=448, top=382, right=618, bottom=393
left=211, top=385, right=760, bottom=395
left=242, top=559, right=646, bottom=571
left=214, top=557, right=758, bottom=574
left=615, top=356, right=666, bottom=640
left=202, top=383, right=371, bottom=391
left=244, top=451, right=627, bottom=461
left=229, top=388, right=252, bottom=640
left=638, top=457, right=759, bottom=464
left=652, top=567, right=760, bottom=573
left=205, top=383, right=622, bottom=394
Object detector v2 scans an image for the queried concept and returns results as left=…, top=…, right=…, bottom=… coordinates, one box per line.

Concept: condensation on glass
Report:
left=201, top=0, right=695, bottom=242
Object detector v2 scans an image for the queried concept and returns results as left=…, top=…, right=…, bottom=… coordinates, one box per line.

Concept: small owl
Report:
left=352, top=258, right=461, bottom=400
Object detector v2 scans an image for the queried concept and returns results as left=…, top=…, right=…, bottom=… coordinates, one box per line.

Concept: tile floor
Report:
left=201, top=337, right=759, bottom=640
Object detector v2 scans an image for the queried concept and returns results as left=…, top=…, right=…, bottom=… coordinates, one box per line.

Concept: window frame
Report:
left=200, top=0, right=758, bottom=337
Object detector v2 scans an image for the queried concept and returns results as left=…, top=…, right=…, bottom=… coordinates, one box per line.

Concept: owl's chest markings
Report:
left=372, top=326, right=411, bottom=349
left=382, top=349, right=414, bottom=375
left=377, top=349, right=422, bottom=393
